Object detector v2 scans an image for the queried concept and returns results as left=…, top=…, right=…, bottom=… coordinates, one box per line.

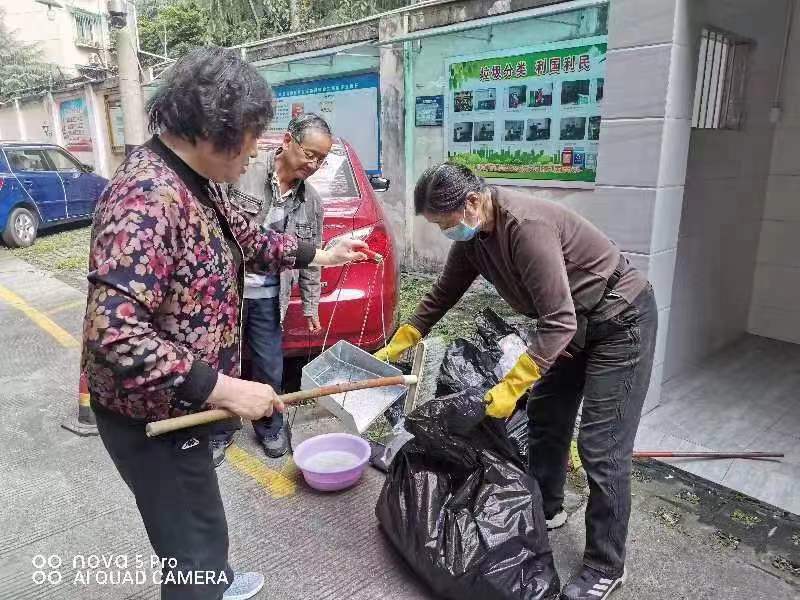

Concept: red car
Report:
left=257, top=135, right=399, bottom=357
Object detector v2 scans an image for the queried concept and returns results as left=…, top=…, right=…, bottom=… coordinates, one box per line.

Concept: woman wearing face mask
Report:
left=376, top=163, right=657, bottom=600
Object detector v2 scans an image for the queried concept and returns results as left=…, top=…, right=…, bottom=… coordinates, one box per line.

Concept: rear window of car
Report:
left=5, top=148, right=50, bottom=172
left=307, top=143, right=360, bottom=200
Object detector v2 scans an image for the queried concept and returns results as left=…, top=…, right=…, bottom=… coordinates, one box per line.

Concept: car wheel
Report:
left=2, top=207, right=38, bottom=248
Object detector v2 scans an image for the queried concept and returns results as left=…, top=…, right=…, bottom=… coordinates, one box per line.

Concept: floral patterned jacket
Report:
left=82, top=137, right=315, bottom=422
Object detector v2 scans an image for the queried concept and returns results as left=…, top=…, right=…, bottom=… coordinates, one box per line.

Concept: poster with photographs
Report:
left=446, top=36, right=607, bottom=186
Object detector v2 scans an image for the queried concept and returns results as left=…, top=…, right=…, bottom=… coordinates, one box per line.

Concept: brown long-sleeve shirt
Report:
left=409, top=186, right=648, bottom=374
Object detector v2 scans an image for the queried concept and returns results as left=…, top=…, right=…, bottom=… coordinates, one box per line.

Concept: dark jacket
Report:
left=230, top=147, right=324, bottom=320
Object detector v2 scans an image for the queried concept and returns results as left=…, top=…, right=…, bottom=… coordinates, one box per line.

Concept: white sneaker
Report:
left=546, top=509, right=568, bottom=530
left=223, top=572, right=265, bottom=600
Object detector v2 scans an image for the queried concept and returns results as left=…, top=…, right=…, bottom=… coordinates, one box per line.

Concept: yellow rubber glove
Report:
left=374, top=324, right=422, bottom=363
left=484, top=353, right=541, bottom=419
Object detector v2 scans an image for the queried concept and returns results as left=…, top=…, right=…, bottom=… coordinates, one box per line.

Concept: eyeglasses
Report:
left=291, top=134, right=327, bottom=166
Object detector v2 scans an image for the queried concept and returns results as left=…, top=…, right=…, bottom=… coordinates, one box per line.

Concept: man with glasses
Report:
left=211, top=113, right=332, bottom=464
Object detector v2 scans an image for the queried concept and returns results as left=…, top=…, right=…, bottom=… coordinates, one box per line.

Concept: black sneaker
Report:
left=560, top=566, right=627, bottom=600
left=259, top=423, right=290, bottom=458
left=211, top=434, right=235, bottom=468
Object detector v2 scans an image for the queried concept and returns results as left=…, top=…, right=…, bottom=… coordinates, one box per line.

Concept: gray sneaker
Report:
left=560, top=566, right=627, bottom=600
left=546, top=509, right=568, bottom=530
left=259, top=424, right=290, bottom=459
left=223, top=572, right=265, bottom=600
left=211, top=434, right=235, bottom=468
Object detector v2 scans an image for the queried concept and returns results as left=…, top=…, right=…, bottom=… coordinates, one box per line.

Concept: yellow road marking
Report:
left=569, top=439, right=582, bottom=472
left=0, top=284, right=79, bottom=348
left=0, top=281, right=290, bottom=498
left=226, top=444, right=298, bottom=498
left=45, top=299, right=86, bottom=316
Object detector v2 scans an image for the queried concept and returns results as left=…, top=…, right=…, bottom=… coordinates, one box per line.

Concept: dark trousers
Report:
left=211, top=296, right=284, bottom=442
left=528, top=286, right=658, bottom=577
left=94, top=407, right=234, bottom=600
left=245, top=296, right=285, bottom=439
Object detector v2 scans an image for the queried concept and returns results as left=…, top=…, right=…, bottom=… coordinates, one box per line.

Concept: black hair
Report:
left=413, top=163, right=487, bottom=215
left=146, top=47, right=273, bottom=154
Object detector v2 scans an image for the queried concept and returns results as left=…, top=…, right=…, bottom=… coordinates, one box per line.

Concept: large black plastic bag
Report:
left=376, top=391, right=559, bottom=600
left=436, top=309, right=533, bottom=463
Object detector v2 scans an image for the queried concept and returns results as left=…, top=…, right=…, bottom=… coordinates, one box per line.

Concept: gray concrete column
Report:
left=378, top=13, right=410, bottom=265
left=596, top=0, right=696, bottom=413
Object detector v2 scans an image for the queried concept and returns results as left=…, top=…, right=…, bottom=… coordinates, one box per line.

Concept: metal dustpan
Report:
left=302, top=340, right=406, bottom=434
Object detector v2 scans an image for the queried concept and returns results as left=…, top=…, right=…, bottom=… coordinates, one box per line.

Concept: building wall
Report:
left=382, top=0, right=697, bottom=412
left=1, top=0, right=112, bottom=77
left=0, top=103, right=22, bottom=139
left=16, top=97, right=51, bottom=143
left=664, top=0, right=789, bottom=381
left=0, top=83, right=126, bottom=179
left=749, top=3, right=800, bottom=344
left=405, top=5, right=607, bottom=270
left=584, top=0, right=695, bottom=412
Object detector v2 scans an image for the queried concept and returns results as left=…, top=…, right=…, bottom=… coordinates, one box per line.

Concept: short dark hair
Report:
left=413, top=163, right=487, bottom=215
left=146, top=47, right=273, bottom=154
left=287, top=113, right=332, bottom=143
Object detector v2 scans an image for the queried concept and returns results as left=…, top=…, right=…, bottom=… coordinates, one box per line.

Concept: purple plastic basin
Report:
left=293, top=433, right=371, bottom=492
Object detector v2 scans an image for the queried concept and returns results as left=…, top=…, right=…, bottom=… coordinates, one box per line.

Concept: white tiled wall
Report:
left=599, top=0, right=694, bottom=409
left=664, top=0, right=792, bottom=380
left=607, top=0, right=692, bottom=49
left=749, top=4, right=800, bottom=344
left=603, top=45, right=673, bottom=120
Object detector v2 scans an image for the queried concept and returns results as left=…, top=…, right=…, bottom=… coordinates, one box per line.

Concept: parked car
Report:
left=0, top=142, right=108, bottom=247
left=256, top=135, right=399, bottom=357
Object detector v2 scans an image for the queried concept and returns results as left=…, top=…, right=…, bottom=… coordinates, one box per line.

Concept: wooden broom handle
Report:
left=145, top=374, right=417, bottom=437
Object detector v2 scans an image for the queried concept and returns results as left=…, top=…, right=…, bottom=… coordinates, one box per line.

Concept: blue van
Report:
left=0, top=142, right=108, bottom=247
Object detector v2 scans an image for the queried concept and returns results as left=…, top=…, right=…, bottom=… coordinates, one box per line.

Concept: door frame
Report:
left=44, top=146, right=92, bottom=219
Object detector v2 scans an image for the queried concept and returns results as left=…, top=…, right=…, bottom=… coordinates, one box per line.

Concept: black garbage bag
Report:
left=505, top=407, right=530, bottom=465
left=376, top=391, right=560, bottom=600
left=436, top=308, right=532, bottom=463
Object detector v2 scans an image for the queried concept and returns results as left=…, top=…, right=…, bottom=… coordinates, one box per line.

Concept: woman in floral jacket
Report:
left=82, top=48, right=366, bottom=600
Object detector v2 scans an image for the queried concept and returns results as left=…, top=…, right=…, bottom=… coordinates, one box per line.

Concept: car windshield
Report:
left=307, top=143, right=360, bottom=200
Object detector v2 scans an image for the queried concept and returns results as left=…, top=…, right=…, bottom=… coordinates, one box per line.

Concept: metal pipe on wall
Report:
left=773, top=0, right=796, bottom=114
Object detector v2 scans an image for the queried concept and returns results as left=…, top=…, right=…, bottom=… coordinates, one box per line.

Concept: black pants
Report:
left=528, top=286, right=658, bottom=577
left=95, top=406, right=234, bottom=600
left=211, top=296, right=284, bottom=443
left=244, top=297, right=285, bottom=439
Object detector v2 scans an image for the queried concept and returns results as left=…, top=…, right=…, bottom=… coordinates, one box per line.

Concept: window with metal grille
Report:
left=692, top=27, right=752, bottom=130
left=72, top=10, right=103, bottom=49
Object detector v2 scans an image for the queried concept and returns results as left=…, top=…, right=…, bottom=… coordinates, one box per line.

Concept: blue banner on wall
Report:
left=416, top=95, right=445, bottom=127
left=271, top=73, right=381, bottom=173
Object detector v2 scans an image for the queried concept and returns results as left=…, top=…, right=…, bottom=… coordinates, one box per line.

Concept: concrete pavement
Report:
left=0, top=252, right=797, bottom=599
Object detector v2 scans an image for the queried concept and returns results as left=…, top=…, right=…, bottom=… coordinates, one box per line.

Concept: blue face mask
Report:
left=442, top=207, right=481, bottom=242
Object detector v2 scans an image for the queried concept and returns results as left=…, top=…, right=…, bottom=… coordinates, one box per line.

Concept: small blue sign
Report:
left=415, top=95, right=444, bottom=127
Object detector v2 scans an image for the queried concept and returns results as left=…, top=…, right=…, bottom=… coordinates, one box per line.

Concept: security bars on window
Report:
left=692, top=27, right=752, bottom=130
left=73, top=11, right=103, bottom=49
